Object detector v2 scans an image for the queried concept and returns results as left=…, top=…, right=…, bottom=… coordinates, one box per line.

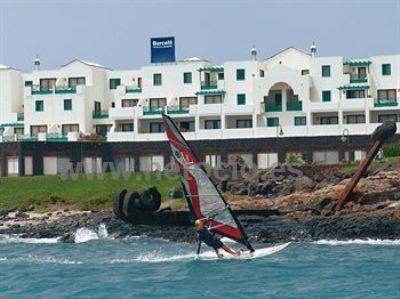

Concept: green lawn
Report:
left=0, top=172, right=180, bottom=211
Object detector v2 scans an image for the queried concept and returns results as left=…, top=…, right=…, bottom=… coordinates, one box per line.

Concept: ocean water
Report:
left=0, top=227, right=399, bottom=298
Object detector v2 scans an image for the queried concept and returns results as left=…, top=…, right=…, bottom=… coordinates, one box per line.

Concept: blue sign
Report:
left=151, top=37, right=175, bottom=63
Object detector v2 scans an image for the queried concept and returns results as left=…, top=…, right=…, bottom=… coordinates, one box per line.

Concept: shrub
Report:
left=383, top=142, right=400, bottom=157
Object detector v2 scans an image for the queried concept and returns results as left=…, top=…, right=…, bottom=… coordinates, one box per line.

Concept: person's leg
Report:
left=221, top=244, right=240, bottom=256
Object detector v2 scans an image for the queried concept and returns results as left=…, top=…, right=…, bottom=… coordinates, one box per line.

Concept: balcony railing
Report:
left=17, top=134, right=38, bottom=142
left=201, top=81, right=218, bottom=90
left=126, top=86, right=142, bottom=93
left=17, top=113, right=24, bottom=121
left=265, top=103, right=282, bottom=112
left=92, top=110, right=109, bottom=119
left=374, top=100, right=398, bottom=107
left=167, top=106, right=190, bottom=114
left=143, top=106, right=165, bottom=115
left=31, top=86, right=77, bottom=95
left=46, top=133, right=68, bottom=142
left=287, top=102, right=303, bottom=111
left=349, top=75, right=368, bottom=84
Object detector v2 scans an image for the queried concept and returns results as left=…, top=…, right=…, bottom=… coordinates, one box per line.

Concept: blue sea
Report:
left=0, top=227, right=399, bottom=298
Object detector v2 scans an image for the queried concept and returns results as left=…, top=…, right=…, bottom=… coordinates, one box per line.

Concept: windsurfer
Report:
left=195, top=219, right=242, bottom=258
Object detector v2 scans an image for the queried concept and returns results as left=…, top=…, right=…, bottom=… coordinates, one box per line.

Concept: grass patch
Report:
left=0, top=172, right=179, bottom=211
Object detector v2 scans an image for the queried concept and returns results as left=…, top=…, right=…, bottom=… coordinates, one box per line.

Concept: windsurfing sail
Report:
left=162, top=114, right=254, bottom=252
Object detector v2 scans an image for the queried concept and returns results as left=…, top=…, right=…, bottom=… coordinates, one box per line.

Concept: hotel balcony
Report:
left=107, top=131, right=135, bottom=142
left=143, top=106, right=165, bottom=115
left=265, top=102, right=282, bottom=112
left=125, top=86, right=142, bottom=93
left=166, top=106, right=190, bottom=115
left=286, top=102, right=303, bottom=111
left=224, top=105, right=254, bottom=115
left=201, top=80, right=218, bottom=90
left=373, top=99, right=398, bottom=108
left=309, top=101, right=339, bottom=112
left=340, top=98, right=373, bottom=111
left=349, top=74, right=368, bottom=84
left=92, top=110, right=109, bottom=119
left=109, top=107, right=135, bottom=120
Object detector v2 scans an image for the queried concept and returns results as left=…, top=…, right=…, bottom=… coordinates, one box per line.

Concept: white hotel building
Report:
left=0, top=45, right=399, bottom=176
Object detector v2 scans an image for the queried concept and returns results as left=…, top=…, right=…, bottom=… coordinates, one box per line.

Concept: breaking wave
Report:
left=0, top=234, right=59, bottom=244
left=315, top=239, right=400, bottom=246
left=74, top=223, right=110, bottom=243
left=0, top=255, right=82, bottom=265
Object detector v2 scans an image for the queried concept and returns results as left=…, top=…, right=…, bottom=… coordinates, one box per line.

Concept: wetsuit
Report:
left=197, top=228, right=223, bottom=250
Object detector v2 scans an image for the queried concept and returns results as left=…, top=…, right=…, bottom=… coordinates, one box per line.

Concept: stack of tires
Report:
left=113, top=186, right=162, bottom=222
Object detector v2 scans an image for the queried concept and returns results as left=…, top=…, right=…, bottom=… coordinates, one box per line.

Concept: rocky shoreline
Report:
left=1, top=163, right=400, bottom=244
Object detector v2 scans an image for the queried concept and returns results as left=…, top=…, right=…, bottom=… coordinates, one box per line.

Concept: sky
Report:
left=0, top=0, right=399, bottom=71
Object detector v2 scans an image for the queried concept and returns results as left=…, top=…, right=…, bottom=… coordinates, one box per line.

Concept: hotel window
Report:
left=14, top=127, right=24, bottom=135
left=94, top=101, right=101, bottom=113
left=179, top=121, right=195, bottom=132
left=180, top=97, right=197, bottom=108
left=321, top=65, right=331, bottom=77
left=295, top=116, right=306, bottom=126
left=301, top=69, right=310, bottom=75
left=121, top=123, right=134, bottom=132
left=121, top=99, right=138, bottom=107
left=183, top=72, right=192, bottom=84
left=204, top=95, right=222, bottom=104
left=382, top=64, right=391, bottom=76
left=68, top=77, right=85, bottom=88
left=259, top=70, right=265, bottom=77
left=149, top=98, right=166, bottom=108
left=378, top=114, right=398, bottom=123
left=35, top=100, right=44, bottom=112
left=322, top=90, right=331, bottom=102
left=320, top=116, right=338, bottom=125
left=346, top=89, right=365, bottom=99
left=237, top=94, right=246, bottom=105
left=257, top=152, right=278, bottom=169
left=62, top=124, right=79, bottom=135
left=96, top=125, right=111, bottom=136
left=313, top=151, right=339, bottom=164
left=153, top=73, right=162, bottom=86
left=40, top=78, right=56, bottom=91
left=25, top=81, right=33, bottom=87
left=204, top=120, right=221, bottom=129
left=236, top=119, right=252, bottom=128
left=347, top=114, right=365, bottom=124
left=236, top=69, right=245, bottom=80
left=30, top=125, right=47, bottom=136
left=267, top=117, right=279, bottom=127
left=377, top=89, right=397, bottom=102
left=205, top=154, right=221, bottom=168
left=150, top=122, right=165, bottom=133
left=109, top=78, right=121, bottom=90
left=64, top=99, right=72, bottom=111
left=218, top=72, right=224, bottom=80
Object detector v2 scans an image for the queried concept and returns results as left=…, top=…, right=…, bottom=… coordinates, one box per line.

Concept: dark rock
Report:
left=393, top=193, right=400, bottom=201
left=0, top=210, right=9, bottom=218
left=169, top=187, right=184, bottom=199
left=218, top=180, right=228, bottom=192
left=15, top=212, right=29, bottom=219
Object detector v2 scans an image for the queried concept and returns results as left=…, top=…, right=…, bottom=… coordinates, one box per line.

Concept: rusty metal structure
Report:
left=336, top=122, right=397, bottom=211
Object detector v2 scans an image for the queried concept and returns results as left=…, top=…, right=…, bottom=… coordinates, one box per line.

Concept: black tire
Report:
left=113, top=189, right=127, bottom=220
left=123, top=191, right=140, bottom=219
left=139, top=187, right=161, bottom=212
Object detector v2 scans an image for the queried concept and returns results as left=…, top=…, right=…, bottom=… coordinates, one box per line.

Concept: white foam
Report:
left=74, top=228, right=99, bottom=243
left=0, top=234, right=59, bottom=244
left=74, top=223, right=110, bottom=243
left=315, top=239, right=400, bottom=246
left=0, top=255, right=81, bottom=265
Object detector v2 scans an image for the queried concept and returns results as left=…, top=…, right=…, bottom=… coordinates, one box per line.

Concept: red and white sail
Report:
left=162, top=114, right=254, bottom=251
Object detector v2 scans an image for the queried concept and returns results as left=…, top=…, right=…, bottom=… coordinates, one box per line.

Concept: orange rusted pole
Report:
left=336, top=121, right=397, bottom=211
left=336, top=140, right=382, bottom=211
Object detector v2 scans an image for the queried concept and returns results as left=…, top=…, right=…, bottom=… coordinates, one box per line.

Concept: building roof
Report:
left=0, top=64, right=11, bottom=70
left=61, top=58, right=110, bottom=69
left=264, top=46, right=311, bottom=61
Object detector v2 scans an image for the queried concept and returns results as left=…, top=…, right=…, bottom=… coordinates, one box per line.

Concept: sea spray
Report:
left=74, top=223, right=109, bottom=243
